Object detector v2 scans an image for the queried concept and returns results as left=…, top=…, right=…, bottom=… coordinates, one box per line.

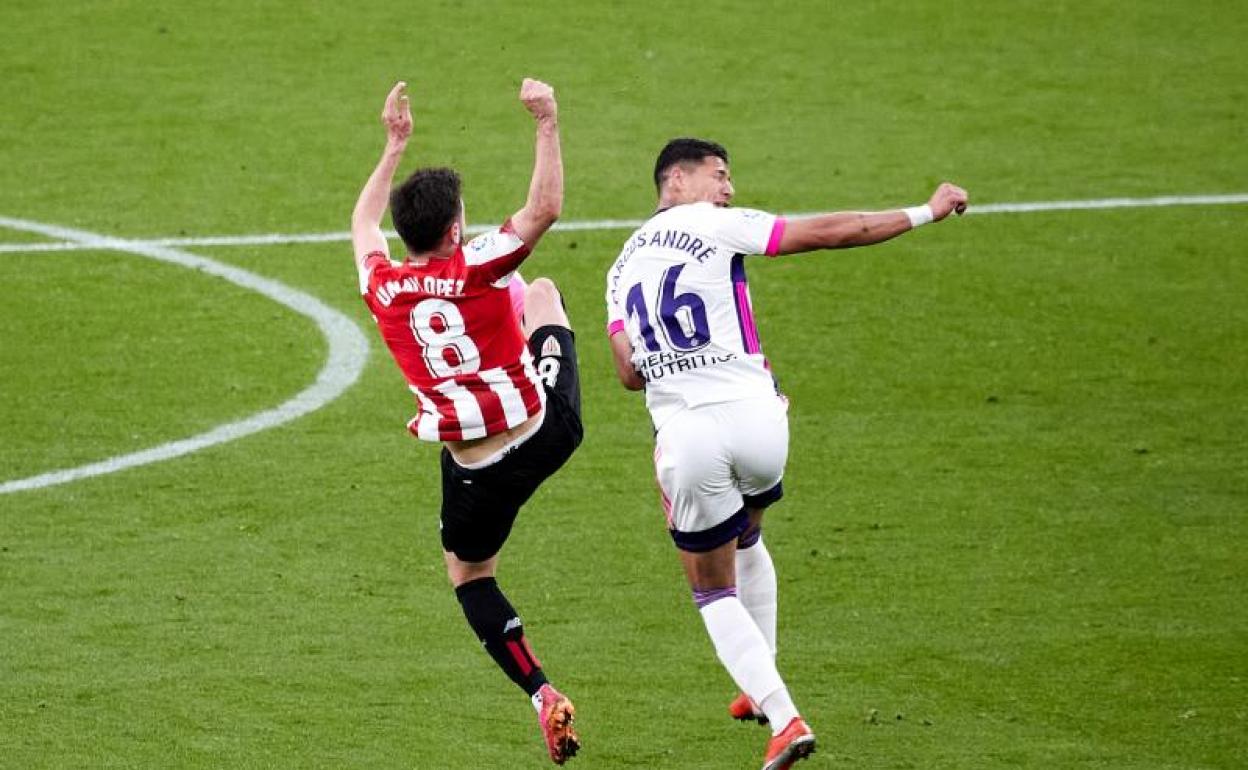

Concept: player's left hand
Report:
left=382, top=81, right=413, bottom=146
left=928, top=182, right=969, bottom=221
left=520, top=78, right=557, bottom=122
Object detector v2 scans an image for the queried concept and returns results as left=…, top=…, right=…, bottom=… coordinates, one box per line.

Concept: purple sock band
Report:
left=693, top=586, right=738, bottom=609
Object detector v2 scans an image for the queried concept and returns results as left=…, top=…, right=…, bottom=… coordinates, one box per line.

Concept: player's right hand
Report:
left=382, top=81, right=413, bottom=145
left=928, top=182, right=969, bottom=221
left=520, top=78, right=557, bottom=122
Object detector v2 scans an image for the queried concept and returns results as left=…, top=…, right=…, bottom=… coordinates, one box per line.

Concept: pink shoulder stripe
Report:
left=765, top=216, right=787, bottom=257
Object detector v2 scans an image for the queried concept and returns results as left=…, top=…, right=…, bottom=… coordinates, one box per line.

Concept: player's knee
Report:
left=525, top=277, right=561, bottom=307
left=444, top=552, right=497, bottom=587
left=523, top=277, right=570, bottom=333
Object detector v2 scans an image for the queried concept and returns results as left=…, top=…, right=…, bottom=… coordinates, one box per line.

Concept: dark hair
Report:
left=390, top=167, right=462, bottom=254
left=653, top=137, right=729, bottom=191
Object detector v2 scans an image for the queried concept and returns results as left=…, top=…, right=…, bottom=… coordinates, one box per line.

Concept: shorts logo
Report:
left=537, top=357, right=561, bottom=389
left=540, top=336, right=562, bottom=358
left=504, top=617, right=523, bottom=633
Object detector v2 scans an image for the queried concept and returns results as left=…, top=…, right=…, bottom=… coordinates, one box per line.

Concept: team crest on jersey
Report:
left=540, top=336, right=562, bottom=358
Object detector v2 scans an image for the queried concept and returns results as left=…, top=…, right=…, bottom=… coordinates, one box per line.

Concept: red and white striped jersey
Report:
left=359, top=221, right=545, bottom=442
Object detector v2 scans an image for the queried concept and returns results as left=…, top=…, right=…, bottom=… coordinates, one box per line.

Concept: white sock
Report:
left=736, top=539, right=778, bottom=656
left=760, top=688, right=799, bottom=735
left=699, top=596, right=797, bottom=732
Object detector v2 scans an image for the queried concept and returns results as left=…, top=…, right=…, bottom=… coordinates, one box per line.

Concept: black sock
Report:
left=454, top=577, right=549, bottom=696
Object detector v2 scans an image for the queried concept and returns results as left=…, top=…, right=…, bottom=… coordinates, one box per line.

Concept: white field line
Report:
left=0, top=215, right=370, bottom=495
left=2, top=190, right=1246, bottom=493
left=2, top=193, right=1246, bottom=254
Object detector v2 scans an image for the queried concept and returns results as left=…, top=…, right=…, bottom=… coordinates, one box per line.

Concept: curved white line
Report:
left=0, top=215, right=370, bottom=495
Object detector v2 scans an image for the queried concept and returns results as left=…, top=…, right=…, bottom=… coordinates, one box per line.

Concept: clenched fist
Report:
left=927, top=182, right=969, bottom=221
left=520, top=78, right=557, bottom=122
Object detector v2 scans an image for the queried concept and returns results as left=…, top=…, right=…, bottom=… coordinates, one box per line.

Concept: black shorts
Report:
left=439, top=325, right=583, bottom=562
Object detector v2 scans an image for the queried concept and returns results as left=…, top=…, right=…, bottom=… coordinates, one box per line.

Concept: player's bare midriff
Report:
left=443, top=409, right=543, bottom=465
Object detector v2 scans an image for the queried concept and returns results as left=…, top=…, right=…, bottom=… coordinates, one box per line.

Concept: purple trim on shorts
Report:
left=730, top=255, right=762, bottom=354
left=670, top=507, right=750, bottom=552
left=743, top=480, right=784, bottom=510
left=736, top=525, right=762, bottom=549
left=693, top=586, right=738, bottom=609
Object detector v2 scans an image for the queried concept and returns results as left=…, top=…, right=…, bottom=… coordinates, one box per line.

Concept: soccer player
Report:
left=352, top=79, right=582, bottom=765
left=604, top=138, right=968, bottom=769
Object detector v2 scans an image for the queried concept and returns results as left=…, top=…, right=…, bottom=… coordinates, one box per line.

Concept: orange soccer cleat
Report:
left=729, top=692, right=769, bottom=725
left=761, top=717, right=816, bottom=770
left=536, top=683, right=580, bottom=765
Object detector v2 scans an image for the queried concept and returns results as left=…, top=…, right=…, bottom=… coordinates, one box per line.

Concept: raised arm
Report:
left=351, top=81, right=413, bottom=269
left=774, top=182, right=968, bottom=256
left=509, top=78, right=563, bottom=247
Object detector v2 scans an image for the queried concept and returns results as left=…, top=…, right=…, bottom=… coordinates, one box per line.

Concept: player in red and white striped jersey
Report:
left=360, top=217, right=545, bottom=442
left=352, top=79, right=582, bottom=764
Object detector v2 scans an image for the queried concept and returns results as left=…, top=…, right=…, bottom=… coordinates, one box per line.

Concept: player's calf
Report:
left=454, top=577, right=549, bottom=695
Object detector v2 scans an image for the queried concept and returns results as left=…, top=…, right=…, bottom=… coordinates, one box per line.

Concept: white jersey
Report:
left=605, top=202, right=787, bottom=430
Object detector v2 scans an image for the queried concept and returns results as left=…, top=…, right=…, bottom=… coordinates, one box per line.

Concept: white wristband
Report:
left=903, top=204, right=933, bottom=228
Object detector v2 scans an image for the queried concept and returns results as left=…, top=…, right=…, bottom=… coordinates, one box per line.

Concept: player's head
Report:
left=653, top=138, right=733, bottom=207
left=390, top=167, right=465, bottom=255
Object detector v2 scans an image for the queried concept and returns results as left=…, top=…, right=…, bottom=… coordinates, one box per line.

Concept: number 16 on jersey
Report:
left=624, top=265, right=711, bottom=353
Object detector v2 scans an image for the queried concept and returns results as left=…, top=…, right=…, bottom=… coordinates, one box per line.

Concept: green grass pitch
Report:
left=2, top=1, right=1245, bottom=767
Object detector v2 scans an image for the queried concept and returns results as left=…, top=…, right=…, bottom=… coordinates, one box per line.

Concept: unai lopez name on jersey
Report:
left=374, top=276, right=466, bottom=307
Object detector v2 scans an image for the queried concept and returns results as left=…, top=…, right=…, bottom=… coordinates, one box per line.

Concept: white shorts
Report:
left=654, top=395, right=789, bottom=551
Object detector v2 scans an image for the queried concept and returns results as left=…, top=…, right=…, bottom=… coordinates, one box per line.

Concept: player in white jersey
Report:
left=605, top=138, right=968, bottom=770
